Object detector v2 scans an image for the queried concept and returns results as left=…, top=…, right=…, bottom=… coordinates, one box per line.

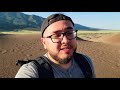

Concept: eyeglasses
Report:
left=43, top=30, right=78, bottom=43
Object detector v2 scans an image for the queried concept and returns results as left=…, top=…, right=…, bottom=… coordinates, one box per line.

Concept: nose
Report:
left=61, top=35, right=70, bottom=43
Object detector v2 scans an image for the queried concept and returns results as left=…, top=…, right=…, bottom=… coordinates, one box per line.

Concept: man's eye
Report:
left=52, top=34, right=61, bottom=38
left=67, top=32, right=73, bottom=35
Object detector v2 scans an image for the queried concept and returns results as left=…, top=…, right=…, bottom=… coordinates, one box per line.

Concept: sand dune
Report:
left=90, top=33, right=120, bottom=45
left=102, top=33, right=120, bottom=44
left=0, top=33, right=120, bottom=78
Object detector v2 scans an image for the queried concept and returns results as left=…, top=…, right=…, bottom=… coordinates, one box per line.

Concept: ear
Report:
left=40, top=38, right=47, bottom=49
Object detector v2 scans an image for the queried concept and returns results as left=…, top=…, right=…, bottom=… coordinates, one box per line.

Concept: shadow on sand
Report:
left=76, top=37, right=93, bottom=42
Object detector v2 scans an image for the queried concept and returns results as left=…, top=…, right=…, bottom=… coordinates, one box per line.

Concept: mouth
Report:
left=60, top=45, right=72, bottom=49
left=60, top=47, right=71, bottom=50
left=60, top=47, right=72, bottom=53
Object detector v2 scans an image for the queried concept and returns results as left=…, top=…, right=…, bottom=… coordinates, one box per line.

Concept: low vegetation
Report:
left=77, top=30, right=120, bottom=40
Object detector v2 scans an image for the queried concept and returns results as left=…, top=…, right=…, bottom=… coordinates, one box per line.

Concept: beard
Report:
left=49, top=47, right=77, bottom=64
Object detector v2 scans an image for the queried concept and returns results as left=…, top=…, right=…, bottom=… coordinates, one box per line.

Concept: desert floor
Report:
left=0, top=32, right=120, bottom=78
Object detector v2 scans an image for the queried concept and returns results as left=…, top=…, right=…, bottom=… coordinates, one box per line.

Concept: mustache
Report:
left=60, top=44, right=73, bottom=49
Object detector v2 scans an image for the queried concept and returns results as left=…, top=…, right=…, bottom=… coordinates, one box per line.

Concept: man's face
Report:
left=41, top=20, right=77, bottom=64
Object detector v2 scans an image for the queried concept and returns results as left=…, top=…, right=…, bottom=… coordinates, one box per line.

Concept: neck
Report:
left=47, top=53, right=72, bottom=70
left=60, top=61, right=72, bottom=70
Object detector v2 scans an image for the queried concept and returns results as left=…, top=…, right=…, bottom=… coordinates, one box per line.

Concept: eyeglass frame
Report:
left=43, top=30, right=78, bottom=43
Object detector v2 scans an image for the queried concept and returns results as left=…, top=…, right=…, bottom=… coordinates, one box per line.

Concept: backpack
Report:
left=16, top=53, right=92, bottom=78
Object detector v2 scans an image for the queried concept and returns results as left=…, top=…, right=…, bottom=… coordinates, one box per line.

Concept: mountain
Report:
left=0, top=12, right=45, bottom=31
left=74, top=23, right=99, bottom=30
left=0, top=12, right=99, bottom=31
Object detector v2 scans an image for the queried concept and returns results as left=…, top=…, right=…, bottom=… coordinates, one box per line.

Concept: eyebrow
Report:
left=53, top=27, right=74, bottom=34
left=65, top=27, right=74, bottom=30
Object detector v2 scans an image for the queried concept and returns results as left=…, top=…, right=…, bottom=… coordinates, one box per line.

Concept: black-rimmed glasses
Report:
left=43, top=30, right=78, bottom=43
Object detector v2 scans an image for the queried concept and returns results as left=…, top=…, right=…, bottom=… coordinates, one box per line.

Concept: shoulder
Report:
left=75, top=53, right=93, bottom=65
left=75, top=53, right=96, bottom=78
left=77, top=53, right=94, bottom=68
left=81, top=54, right=93, bottom=65
left=15, top=61, right=39, bottom=78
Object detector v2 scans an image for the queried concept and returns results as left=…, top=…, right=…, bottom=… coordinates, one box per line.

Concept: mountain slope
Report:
left=0, top=12, right=45, bottom=31
left=0, top=12, right=99, bottom=31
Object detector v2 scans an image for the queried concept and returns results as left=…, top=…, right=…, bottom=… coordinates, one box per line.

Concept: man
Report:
left=15, top=13, right=96, bottom=78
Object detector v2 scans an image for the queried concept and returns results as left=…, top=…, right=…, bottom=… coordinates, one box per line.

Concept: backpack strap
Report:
left=32, top=56, right=54, bottom=78
left=74, top=53, right=92, bottom=78
left=33, top=54, right=92, bottom=78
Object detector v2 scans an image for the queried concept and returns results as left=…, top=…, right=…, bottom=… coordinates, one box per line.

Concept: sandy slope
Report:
left=0, top=33, right=120, bottom=78
left=90, top=33, right=120, bottom=45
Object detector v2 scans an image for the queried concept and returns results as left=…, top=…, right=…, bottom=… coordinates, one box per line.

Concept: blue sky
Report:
left=23, top=12, right=120, bottom=30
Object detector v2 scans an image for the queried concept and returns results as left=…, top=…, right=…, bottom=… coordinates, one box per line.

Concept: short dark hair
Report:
left=40, top=13, right=74, bottom=37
